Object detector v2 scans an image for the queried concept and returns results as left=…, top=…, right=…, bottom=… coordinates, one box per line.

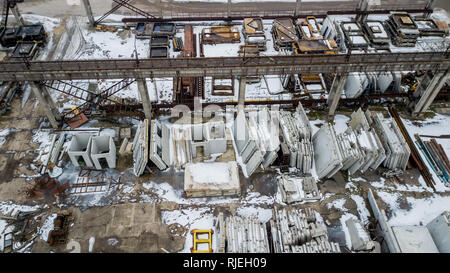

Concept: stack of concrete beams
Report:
left=270, top=208, right=340, bottom=253
left=313, top=123, right=343, bottom=179
left=233, top=108, right=280, bottom=176
left=277, top=174, right=320, bottom=204
left=369, top=111, right=410, bottom=171
left=215, top=212, right=270, bottom=253
left=279, top=104, right=314, bottom=174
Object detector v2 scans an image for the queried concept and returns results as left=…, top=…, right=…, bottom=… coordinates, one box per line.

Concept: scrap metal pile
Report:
left=415, top=135, right=450, bottom=186
left=269, top=208, right=341, bottom=253
left=0, top=209, right=42, bottom=253
left=313, top=108, right=410, bottom=179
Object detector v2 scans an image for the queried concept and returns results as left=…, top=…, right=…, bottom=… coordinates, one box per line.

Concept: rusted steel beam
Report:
left=0, top=52, right=448, bottom=81
left=121, top=8, right=432, bottom=23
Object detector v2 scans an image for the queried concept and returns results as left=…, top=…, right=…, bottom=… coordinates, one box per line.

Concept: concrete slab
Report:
left=184, top=161, right=240, bottom=197
left=392, top=226, right=439, bottom=253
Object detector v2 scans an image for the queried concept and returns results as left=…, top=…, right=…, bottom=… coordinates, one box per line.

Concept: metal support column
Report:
left=82, top=0, right=95, bottom=26
left=356, top=0, right=369, bottom=23
left=227, top=0, right=232, bottom=18
left=10, top=4, right=25, bottom=26
left=158, top=0, right=163, bottom=19
left=294, top=0, right=302, bottom=17
left=327, top=73, right=348, bottom=118
left=425, top=0, right=436, bottom=18
left=238, top=76, right=246, bottom=112
left=137, top=78, right=152, bottom=120
left=413, top=71, right=449, bottom=116
left=29, top=81, right=61, bottom=129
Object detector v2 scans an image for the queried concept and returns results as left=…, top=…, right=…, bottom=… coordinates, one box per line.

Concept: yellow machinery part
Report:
left=71, top=106, right=80, bottom=115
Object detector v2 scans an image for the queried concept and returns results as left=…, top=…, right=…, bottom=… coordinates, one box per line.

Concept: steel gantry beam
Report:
left=0, top=52, right=448, bottom=81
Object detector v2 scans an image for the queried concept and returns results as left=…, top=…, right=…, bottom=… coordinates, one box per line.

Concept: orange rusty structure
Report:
left=176, top=25, right=204, bottom=102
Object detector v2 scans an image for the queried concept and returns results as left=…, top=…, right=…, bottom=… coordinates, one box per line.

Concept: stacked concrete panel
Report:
left=336, top=129, right=364, bottom=174
left=248, top=108, right=280, bottom=169
left=370, top=112, right=410, bottom=171
left=134, top=119, right=150, bottom=176
left=149, top=119, right=167, bottom=171
left=347, top=108, right=386, bottom=173
left=313, top=123, right=343, bottom=179
left=279, top=104, right=314, bottom=174
left=233, top=108, right=282, bottom=176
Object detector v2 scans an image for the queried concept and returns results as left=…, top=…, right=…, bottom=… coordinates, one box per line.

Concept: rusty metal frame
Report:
left=69, top=169, right=121, bottom=194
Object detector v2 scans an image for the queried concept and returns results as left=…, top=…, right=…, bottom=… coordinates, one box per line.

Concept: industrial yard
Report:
left=0, top=0, right=449, bottom=255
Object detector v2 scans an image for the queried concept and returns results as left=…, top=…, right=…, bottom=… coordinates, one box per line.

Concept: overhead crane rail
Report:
left=0, top=51, right=448, bottom=81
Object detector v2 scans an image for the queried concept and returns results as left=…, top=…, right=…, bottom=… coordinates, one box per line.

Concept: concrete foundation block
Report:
left=68, top=133, right=94, bottom=168
left=90, top=135, right=116, bottom=170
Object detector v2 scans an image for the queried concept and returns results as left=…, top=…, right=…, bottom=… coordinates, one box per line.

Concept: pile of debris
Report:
left=269, top=208, right=341, bottom=253
left=277, top=174, right=320, bottom=204
left=25, top=174, right=69, bottom=199
left=278, top=104, right=314, bottom=174
left=344, top=217, right=380, bottom=252
left=1, top=209, right=42, bottom=253
left=48, top=210, right=74, bottom=246
left=215, top=212, right=270, bottom=253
